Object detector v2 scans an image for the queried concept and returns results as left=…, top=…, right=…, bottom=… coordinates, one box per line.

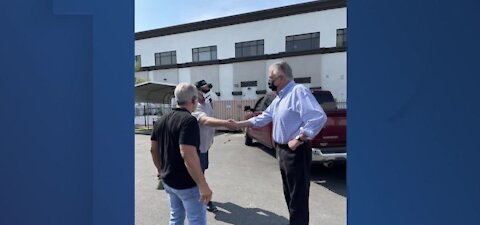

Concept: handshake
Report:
left=223, top=119, right=239, bottom=131
left=223, top=119, right=251, bottom=131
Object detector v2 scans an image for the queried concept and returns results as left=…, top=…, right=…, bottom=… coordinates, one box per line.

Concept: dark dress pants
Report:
left=276, top=142, right=312, bottom=225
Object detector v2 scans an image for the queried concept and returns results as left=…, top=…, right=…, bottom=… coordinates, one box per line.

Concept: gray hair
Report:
left=269, top=61, right=293, bottom=80
left=174, top=83, right=197, bottom=105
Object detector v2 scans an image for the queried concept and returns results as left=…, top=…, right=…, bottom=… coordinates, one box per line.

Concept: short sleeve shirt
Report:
left=151, top=108, right=200, bottom=189
left=191, top=102, right=216, bottom=153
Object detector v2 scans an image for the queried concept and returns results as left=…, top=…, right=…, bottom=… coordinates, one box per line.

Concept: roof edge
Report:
left=135, top=0, right=346, bottom=40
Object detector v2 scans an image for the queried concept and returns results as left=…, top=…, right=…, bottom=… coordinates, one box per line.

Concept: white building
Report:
left=135, top=0, right=347, bottom=102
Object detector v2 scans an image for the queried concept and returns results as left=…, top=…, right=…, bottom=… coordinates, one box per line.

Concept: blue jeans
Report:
left=199, top=151, right=209, bottom=172
left=163, top=182, right=206, bottom=225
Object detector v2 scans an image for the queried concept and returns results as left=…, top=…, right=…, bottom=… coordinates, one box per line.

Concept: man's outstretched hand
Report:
left=225, top=119, right=238, bottom=130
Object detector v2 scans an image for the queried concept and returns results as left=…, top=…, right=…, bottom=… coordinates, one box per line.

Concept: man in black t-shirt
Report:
left=150, top=83, right=212, bottom=225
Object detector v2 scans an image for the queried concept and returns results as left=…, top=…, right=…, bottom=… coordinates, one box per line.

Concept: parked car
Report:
left=243, top=89, right=346, bottom=167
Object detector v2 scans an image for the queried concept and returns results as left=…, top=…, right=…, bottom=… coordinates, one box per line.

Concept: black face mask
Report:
left=201, top=89, right=210, bottom=93
left=268, top=81, right=277, bottom=91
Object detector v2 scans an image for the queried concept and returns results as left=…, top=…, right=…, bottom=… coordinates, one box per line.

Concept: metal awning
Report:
left=135, top=81, right=176, bottom=104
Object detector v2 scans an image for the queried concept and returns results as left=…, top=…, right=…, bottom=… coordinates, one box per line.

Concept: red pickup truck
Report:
left=243, top=89, right=347, bottom=167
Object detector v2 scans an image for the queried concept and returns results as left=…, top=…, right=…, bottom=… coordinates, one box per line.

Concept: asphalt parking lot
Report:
left=135, top=132, right=346, bottom=225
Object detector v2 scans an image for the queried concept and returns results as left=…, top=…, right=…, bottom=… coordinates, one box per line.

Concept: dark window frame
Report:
left=192, top=46, right=217, bottom=62
left=240, top=80, right=258, bottom=87
left=235, top=39, right=264, bottom=58
left=155, top=51, right=177, bottom=66
left=231, top=91, right=243, bottom=96
left=336, top=28, right=347, bottom=47
left=285, top=32, right=320, bottom=52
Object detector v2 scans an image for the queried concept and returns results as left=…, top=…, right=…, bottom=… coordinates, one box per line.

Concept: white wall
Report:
left=263, top=54, right=346, bottom=101
left=218, top=64, right=234, bottom=100
left=135, top=7, right=346, bottom=66
left=241, top=86, right=258, bottom=100
left=135, top=52, right=346, bottom=101
left=320, top=52, right=347, bottom=101
left=149, top=68, right=179, bottom=84
left=178, top=68, right=191, bottom=83
left=134, top=7, right=347, bottom=102
left=135, top=71, right=149, bottom=81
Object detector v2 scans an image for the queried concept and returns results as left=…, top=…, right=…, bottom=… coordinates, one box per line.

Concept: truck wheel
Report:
left=245, top=135, right=253, bottom=146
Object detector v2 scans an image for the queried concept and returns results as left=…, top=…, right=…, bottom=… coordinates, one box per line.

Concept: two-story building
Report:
left=135, top=0, right=347, bottom=102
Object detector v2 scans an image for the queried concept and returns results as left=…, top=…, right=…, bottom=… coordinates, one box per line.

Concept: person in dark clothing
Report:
left=150, top=82, right=212, bottom=225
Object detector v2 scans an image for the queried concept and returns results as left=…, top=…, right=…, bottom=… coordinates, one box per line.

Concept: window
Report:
left=192, top=46, right=217, bottom=62
left=313, top=90, right=337, bottom=110
left=235, top=40, right=264, bottom=57
left=135, top=55, right=141, bottom=67
left=286, top=32, right=320, bottom=52
left=254, top=94, right=275, bottom=111
left=337, top=28, right=347, bottom=47
left=155, top=51, right=176, bottom=66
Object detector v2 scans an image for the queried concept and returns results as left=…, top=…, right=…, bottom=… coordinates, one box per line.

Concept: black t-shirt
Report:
left=150, top=108, right=200, bottom=189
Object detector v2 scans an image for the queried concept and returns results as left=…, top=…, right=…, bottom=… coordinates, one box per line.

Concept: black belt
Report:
left=275, top=141, right=308, bottom=149
left=274, top=142, right=289, bottom=149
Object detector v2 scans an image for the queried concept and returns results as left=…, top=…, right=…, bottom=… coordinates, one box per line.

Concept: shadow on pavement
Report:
left=251, top=143, right=347, bottom=198
left=213, top=202, right=289, bottom=225
left=254, top=143, right=276, bottom=158
left=310, top=163, right=346, bottom=197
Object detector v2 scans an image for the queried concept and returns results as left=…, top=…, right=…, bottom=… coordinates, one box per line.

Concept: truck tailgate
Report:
left=310, top=110, right=346, bottom=149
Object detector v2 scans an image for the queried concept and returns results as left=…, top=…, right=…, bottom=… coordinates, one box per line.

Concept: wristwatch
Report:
left=295, top=135, right=304, bottom=144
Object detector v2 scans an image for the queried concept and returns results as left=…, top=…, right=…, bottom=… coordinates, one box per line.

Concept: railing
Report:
left=135, top=100, right=347, bottom=128
left=337, top=102, right=347, bottom=109
left=211, top=100, right=257, bottom=121
left=135, top=105, right=173, bottom=117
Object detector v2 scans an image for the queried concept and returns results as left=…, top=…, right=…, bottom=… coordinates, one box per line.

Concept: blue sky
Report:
left=135, top=0, right=315, bottom=32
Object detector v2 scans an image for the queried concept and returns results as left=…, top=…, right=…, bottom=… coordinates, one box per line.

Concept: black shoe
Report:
left=207, top=201, right=218, bottom=212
